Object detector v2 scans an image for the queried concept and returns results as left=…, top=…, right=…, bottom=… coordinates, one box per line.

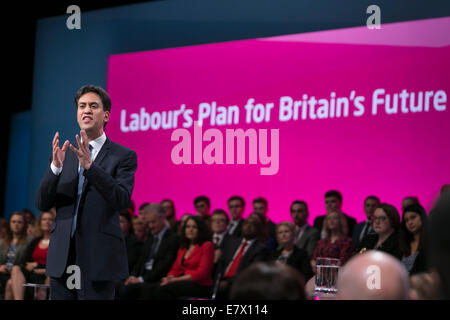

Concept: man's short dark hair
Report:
left=75, top=85, right=111, bottom=127
left=228, top=196, right=245, bottom=208
left=253, top=197, right=268, bottom=208
left=230, top=262, right=306, bottom=300
left=365, top=195, right=380, bottom=204
left=212, top=209, right=230, bottom=224
left=291, top=200, right=308, bottom=213
left=325, top=190, right=343, bottom=202
left=139, top=202, right=150, bottom=211
left=194, top=196, right=210, bottom=207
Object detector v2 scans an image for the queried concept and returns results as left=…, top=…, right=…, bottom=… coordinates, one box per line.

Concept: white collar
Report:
left=88, top=132, right=107, bottom=152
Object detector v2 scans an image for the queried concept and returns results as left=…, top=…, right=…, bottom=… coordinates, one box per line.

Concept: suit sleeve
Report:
left=305, top=229, right=320, bottom=259
left=35, top=157, right=61, bottom=212
left=143, top=236, right=179, bottom=282
left=84, top=150, right=137, bottom=212
left=185, top=242, right=214, bottom=284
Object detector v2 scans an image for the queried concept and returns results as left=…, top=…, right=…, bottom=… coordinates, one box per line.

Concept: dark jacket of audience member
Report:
left=125, top=233, right=144, bottom=274
left=355, top=231, right=402, bottom=259
left=130, top=228, right=179, bottom=282
left=271, top=246, right=313, bottom=281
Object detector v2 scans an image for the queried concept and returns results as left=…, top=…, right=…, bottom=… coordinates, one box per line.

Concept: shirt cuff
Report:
left=50, top=163, right=63, bottom=176
left=138, top=276, right=144, bottom=283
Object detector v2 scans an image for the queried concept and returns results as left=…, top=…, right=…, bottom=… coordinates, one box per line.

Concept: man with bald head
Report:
left=337, top=250, right=410, bottom=300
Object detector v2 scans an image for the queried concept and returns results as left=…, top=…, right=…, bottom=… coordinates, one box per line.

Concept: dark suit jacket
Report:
left=408, top=249, right=428, bottom=275
left=227, top=219, right=243, bottom=238
left=272, top=246, right=313, bottom=281
left=131, top=228, right=179, bottom=283
left=355, top=231, right=402, bottom=259
left=36, top=138, right=137, bottom=281
left=125, top=234, right=144, bottom=274
left=313, top=213, right=357, bottom=238
left=352, top=221, right=375, bottom=249
left=294, top=224, right=320, bottom=259
left=215, top=236, right=270, bottom=282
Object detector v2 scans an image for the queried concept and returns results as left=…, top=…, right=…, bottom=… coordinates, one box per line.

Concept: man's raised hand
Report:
left=52, top=132, right=69, bottom=168
left=69, top=129, right=93, bottom=170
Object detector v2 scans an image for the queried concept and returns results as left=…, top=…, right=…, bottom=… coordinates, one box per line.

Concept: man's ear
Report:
left=104, top=111, right=110, bottom=125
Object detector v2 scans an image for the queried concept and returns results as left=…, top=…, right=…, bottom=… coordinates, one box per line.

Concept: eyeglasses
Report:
left=211, top=218, right=227, bottom=223
left=373, top=216, right=387, bottom=222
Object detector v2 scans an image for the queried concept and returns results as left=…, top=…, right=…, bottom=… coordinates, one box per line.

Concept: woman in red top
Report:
left=6, top=211, right=53, bottom=300
left=143, top=215, right=214, bottom=299
left=311, top=211, right=354, bottom=273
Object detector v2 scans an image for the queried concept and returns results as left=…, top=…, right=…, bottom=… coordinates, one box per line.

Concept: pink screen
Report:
left=106, top=17, right=450, bottom=224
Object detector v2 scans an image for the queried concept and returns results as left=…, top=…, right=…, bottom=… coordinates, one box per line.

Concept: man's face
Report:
left=242, top=216, right=259, bottom=240
left=228, top=199, right=244, bottom=220
left=211, top=214, right=228, bottom=234
left=253, top=202, right=267, bottom=218
left=195, top=201, right=210, bottom=217
left=162, top=201, right=174, bottom=218
left=146, top=211, right=165, bottom=235
left=77, top=92, right=109, bottom=136
left=291, top=203, right=308, bottom=227
left=364, top=199, right=379, bottom=220
left=325, top=196, right=342, bottom=214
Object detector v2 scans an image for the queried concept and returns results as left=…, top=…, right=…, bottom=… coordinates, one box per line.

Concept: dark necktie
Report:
left=360, top=221, right=371, bottom=241
left=71, top=144, right=93, bottom=238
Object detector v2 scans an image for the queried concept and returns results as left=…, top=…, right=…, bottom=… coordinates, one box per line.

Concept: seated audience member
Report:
left=428, top=190, right=450, bottom=299
left=0, top=212, right=32, bottom=299
left=132, top=215, right=148, bottom=242
left=230, top=262, right=306, bottom=300
left=251, top=212, right=276, bottom=250
left=194, top=196, right=212, bottom=230
left=120, top=203, right=179, bottom=299
left=355, top=203, right=401, bottom=259
left=399, top=204, right=429, bottom=275
left=214, top=215, right=270, bottom=300
left=120, top=210, right=143, bottom=273
left=352, top=196, right=380, bottom=248
left=409, top=272, right=441, bottom=300
left=138, top=216, right=214, bottom=299
left=227, top=196, right=245, bottom=238
left=0, top=218, right=8, bottom=240
left=272, top=222, right=313, bottom=281
left=290, top=200, right=320, bottom=259
left=252, top=197, right=277, bottom=245
left=177, top=213, right=193, bottom=238
left=401, top=196, right=420, bottom=212
left=22, top=209, right=36, bottom=238
left=312, top=211, right=354, bottom=271
left=161, top=199, right=178, bottom=230
left=5, top=212, right=53, bottom=300
left=337, top=250, right=410, bottom=300
left=210, top=209, right=233, bottom=264
left=313, top=190, right=357, bottom=238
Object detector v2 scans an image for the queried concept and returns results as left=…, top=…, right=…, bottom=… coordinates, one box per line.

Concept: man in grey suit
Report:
left=290, top=201, right=320, bottom=259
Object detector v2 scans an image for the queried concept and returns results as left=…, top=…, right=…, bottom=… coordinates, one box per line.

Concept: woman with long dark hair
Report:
left=399, top=204, right=428, bottom=275
left=141, top=215, right=214, bottom=299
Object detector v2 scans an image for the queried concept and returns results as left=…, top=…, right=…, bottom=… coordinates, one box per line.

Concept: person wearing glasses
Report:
left=354, top=203, right=401, bottom=259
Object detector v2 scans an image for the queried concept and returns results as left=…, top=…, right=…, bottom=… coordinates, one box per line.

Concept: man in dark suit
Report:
left=227, top=196, right=245, bottom=238
left=119, top=203, right=179, bottom=299
left=214, top=216, right=270, bottom=300
left=313, top=190, right=357, bottom=238
left=352, top=196, right=380, bottom=248
left=290, top=200, right=320, bottom=259
left=36, top=85, right=137, bottom=300
left=252, top=197, right=277, bottom=247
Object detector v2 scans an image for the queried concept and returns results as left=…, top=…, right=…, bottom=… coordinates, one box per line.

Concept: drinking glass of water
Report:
left=314, top=257, right=341, bottom=294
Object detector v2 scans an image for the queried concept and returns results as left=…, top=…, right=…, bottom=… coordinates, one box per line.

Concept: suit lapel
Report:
left=81, top=138, right=112, bottom=194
